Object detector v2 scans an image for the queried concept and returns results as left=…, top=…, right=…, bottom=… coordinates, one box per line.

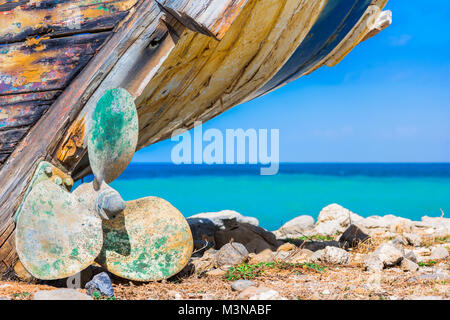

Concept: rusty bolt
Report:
left=54, top=177, right=63, bottom=186
left=44, top=166, right=53, bottom=177
left=63, top=178, right=74, bottom=189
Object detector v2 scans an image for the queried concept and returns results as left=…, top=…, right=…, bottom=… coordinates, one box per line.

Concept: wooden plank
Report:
left=0, top=0, right=138, bottom=44
left=156, top=0, right=249, bottom=40
left=0, top=90, right=61, bottom=106
left=0, top=32, right=111, bottom=95
left=0, top=153, right=9, bottom=164
left=0, top=102, right=50, bottom=130
left=0, top=128, right=28, bottom=145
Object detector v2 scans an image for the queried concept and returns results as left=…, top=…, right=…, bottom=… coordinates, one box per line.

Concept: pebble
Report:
left=215, top=243, right=249, bottom=267
left=85, top=272, right=114, bottom=298
left=231, top=280, right=256, bottom=292
left=277, top=243, right=296, bottom=252
left=206, top=268, right=227, bottom=277
left=249, top=289, right=283, bottom=300
left=430, top=246, right=449, bottom=260
left=401, top=258, right=419, bottom=272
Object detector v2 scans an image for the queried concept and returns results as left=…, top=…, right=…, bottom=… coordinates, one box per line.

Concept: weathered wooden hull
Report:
left=0, top=0, right=390, bottom=272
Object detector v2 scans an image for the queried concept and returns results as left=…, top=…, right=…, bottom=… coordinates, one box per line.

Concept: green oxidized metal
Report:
left=96, top=197, right=194, bottom=282
left=15, top=180, right=103, bottom=280
left=88, top=88, right=139, bottom=184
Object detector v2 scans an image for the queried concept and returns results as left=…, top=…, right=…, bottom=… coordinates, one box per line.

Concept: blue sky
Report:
left=133, top=1, right=450, bottom=163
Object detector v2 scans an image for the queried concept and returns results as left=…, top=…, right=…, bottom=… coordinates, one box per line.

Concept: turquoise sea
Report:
left=80, top=163, right=450, bottom=231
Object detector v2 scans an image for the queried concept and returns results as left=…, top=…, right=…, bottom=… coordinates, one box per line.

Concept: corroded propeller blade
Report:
left=96, top=197, right=193, bottom=282
left=16, top=180, right=103, bottom=280
left=88, top=88, right=138, bottom=185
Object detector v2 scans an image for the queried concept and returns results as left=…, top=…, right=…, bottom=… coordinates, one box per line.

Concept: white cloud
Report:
left=389, top=34, right=413, bottom=47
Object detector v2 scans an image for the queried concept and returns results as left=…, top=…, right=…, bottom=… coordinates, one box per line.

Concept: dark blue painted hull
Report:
left=253, top=0, right=372, bottom=99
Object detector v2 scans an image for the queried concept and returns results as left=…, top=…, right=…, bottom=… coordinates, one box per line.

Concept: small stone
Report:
left=249, top=289, right=283, bottom=300
left=277, top=243, right=296, bottom=252
left=401, top=258, right=419, bottom=272
left=0, top=296, right=11, bottom=300
left=372, top=243, right=404, bottom=267
left=34, top=289, right=92, bottom=300
left=390, top=236, right=408, bottom=248
left=429, top=246, right=449, bottom=260
left=315, top=204, right=364, bottom=235
left=192, top=249, right=217, bottom=273
left=248, top=249, right=274, bottom=264
left=85, top=272, right=114, bottom=298
left=206, top=268, right=226, bottom=277
left=231, top=280, right=256, bottom=292
left=364, top=255, right=384, bottom=272
left=216, top=243, right=249, bottom=267
left=238, top=286, right=270, bottom=300
left=403, top=233, right=422, bottom=247
left=404, top=250, right=418, bottom=263
left=312, top=246, right=350, bottom=265
left=322, top=289, right=330, bottom=295
left=286, top=249, right=313, bottom=264
left=273, top=215, right=315, bottom=239
left=13, top=261, right=34, bottom=282
left=273, top=250, right=290, bottom=262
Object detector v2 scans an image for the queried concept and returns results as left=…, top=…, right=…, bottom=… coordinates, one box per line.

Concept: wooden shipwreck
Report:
left=0, top=0, right=391, bottom=280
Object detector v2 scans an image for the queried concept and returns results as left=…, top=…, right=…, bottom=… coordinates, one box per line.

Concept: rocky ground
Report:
left=0, top=204, right=449, bottom=300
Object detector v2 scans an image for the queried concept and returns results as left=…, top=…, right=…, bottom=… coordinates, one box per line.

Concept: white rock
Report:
left=412, top=216, right=450, bottom=237
left=273, top=215, right=315, bottom=239
left=430, top=246, right=449, bottom=260
left=312, top=246, right=350, bottom=265
left=365, top=243, right=404, bottom=271
left=373, top=243, right=404, bottom=267
left=314, top=221, right=342, bottom=236
left=273, top=250, right=290, bottom=262
left=189, top=210, right=259, bottom=229
left=360, top=216, right=392, bottom=229
left=33, top=289, right=93, bottom=300
left=403, top=233, right=422, bottom=247
left=401, top=258, right=419, bottom=272
left=286, top=249, right=314, bottom=264
left=359, top=215, right=412, bottom=234
left=315, top=204, right=363, bottom=235
left=215, top=243, right=249, bottom=267
left=249, top=289, right=282, bottom=300
left=231, top=280, right=256, bottom=292
left=404, top=250, right=418, bottom=263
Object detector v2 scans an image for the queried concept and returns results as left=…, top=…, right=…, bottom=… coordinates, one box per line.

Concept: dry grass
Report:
left=1, top=238, right=448, bottom=300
